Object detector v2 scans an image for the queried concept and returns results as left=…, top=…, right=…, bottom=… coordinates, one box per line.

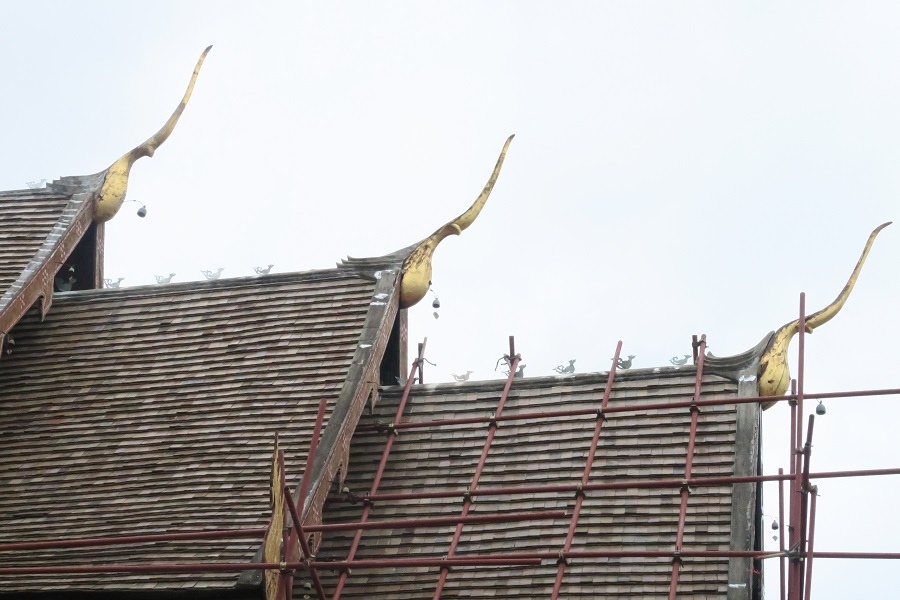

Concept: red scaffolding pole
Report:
left=8, top=547, right=900, bottom=578
left=355, top=385, right=900, bottom=437
left=431, top=336, right=521, bottom=600
left=778, top=467, right=786, bottom=600
left=330, top=340, right=428, bottom=600
left=3, top=468, right=897, bottom=554
left=284, top=396, right=329, bottom=600
left=667, top=334, right=707, bottom=600
left=803, top=486, right=819, bottom=600
left=550, top=340, right=622, bottom=599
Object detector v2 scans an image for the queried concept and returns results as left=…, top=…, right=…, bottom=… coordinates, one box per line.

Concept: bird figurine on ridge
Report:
left=254, top=264, right=274, bottom=275
left=201, top=268, right=225, bottom=281
left=104, top=277, right=125, bottom=289
left=504, top=364, right=526, bottom=378
left=451, top=371, right=474, bottom=382
left=617, top=355, right=636, bottom=369
left=155, top=273, right=176, bottom=284
left=554, top=359, right=576, bottom=374
left=669, top=355, right=690, bottom=366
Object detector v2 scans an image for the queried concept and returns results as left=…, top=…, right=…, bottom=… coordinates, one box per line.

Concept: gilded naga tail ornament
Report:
left=399, top=134, right=515, bottom=308
left=94, top=46, right=212, bottom=223
left=758, top=222, right=891, bottom=407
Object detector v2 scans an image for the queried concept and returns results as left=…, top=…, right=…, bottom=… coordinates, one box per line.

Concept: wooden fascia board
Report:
left=0, top=192, right=94, bottom=342
left=238, top=266, right=402, bottom=588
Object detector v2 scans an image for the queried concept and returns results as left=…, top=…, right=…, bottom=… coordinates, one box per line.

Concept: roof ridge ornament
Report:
left=399, top=134, right=515, bottom=308
left=93, top=46, right=212, bottom=223
left=758, top=221, right=891, bottom=407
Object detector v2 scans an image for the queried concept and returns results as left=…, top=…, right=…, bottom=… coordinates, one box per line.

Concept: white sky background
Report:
left=1, top=2, right=899, bottom=597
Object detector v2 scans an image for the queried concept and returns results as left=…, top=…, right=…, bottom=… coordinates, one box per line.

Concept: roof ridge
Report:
left=52, top=268, right=382, bottom=298
left=376, top=366, right=732, bottom=394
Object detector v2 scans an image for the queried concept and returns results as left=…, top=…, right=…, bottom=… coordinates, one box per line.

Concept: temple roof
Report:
left=314, top=369, right=760, bottom=598
left=0, top=267, right=400, bottom=593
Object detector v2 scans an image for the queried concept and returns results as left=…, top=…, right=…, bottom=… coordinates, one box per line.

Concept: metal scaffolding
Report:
left=2, top=293, right=899, bottom=600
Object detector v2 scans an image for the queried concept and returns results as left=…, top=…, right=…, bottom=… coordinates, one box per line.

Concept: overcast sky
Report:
left=2, top=2, right=899, bottom=597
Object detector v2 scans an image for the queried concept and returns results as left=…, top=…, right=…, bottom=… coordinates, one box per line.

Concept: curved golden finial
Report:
left=399, top=134, right=515, bottom=308
left=93, top=46, right=212, bottom=223
left=758, top=221, right=891, bottom=406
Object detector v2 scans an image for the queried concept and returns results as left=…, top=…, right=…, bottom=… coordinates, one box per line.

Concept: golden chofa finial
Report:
left=399, top=135, right=515, bottom=309
left=758, top=221, right=891, bottom=407
left=93, top=45, right=212, bottom=223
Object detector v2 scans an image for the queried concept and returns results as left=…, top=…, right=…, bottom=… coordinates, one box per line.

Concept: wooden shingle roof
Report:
left=0, top=267, right=401, bottom=593
left=314, top=369, right=761, bottom=599
left=0, top=188, right=71, bottom=294
left=0, top=181, right=99, bottom=352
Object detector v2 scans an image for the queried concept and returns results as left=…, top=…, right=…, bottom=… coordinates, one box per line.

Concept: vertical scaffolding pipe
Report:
left=283, top=397, right=328, bottom=599
left=331, top=340, right=428, bottom=600
left=788, top=293, right=808, bottom=600
left=668, top=334, right=707, bottom=600
left=281, top=473, right=292, bottom=600
left=787, top=379, right=799, bottom=600
left=432, top=336, right=520, bottom=600
left=283, top=486, right=327, bottom=600
left=796, top=293, right=807, bottom=462
left=789, top=379, right=797, bottom=481
left=803, top=487, right=818, bottom=600
left=797, top=415, right=815, bottom=598
left=297, top=398, right=329, bottom=511
left=550, top=341, right=623, bottom=599
left=778, top=467, right=786, bottom=600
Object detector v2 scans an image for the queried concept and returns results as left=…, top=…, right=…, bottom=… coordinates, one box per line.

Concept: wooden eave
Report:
left=238, top=261, right=404, bottom=588
left=0, top=174, right=103, bottom=354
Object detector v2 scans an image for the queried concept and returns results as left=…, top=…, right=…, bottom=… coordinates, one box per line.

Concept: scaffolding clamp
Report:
left=462, top=488, right=473, bottom=504
left=595, top=408, right=606, bottom=421
left=574, top=482, right=585, bottom=498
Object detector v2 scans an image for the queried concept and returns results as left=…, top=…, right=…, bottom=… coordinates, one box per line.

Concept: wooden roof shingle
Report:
left=314, top=369, right=761, bottom=599
left=0, top=268, right=400, bottom=593
left=0, top=188, right=72, bottom=294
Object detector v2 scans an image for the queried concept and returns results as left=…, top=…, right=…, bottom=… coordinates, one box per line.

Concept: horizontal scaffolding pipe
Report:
left=4, top=549, right=899, bottom=576
left=303, top=509, right=565, bottom=533
left=812, top=552, right=900, bottom=559
left=6, top=464, right=895, bottom=555
left=0, top=511, right=564, bottom=554
left=809, top=467, right=900, bottom=480
left=331, top=467, right=900, bottom=505
left=0, top=528, right=267, bottom=553
left=0, top=557, right=543, bottom=576
left=356, top=386, right=900, bottom=433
